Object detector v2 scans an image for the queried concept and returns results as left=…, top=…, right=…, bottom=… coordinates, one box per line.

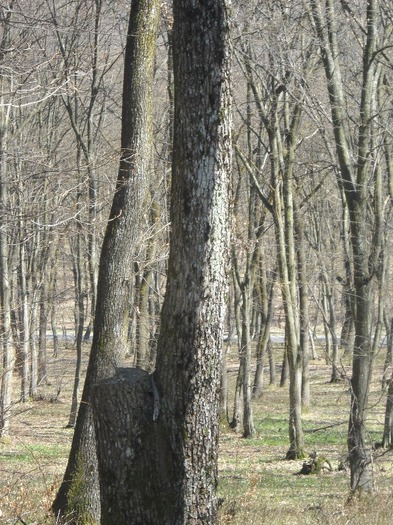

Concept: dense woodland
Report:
left=1, top=0, right=393, bottom=523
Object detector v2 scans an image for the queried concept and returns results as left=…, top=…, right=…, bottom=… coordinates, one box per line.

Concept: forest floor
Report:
left=1, top=340, right=393, bottom=525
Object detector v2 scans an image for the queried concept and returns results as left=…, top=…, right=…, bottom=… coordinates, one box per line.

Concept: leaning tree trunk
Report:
left=52, top=1, right=160, bottom=522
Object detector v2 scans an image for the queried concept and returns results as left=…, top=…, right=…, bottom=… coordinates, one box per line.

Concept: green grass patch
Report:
left=0, top=443, right=67, bottom=463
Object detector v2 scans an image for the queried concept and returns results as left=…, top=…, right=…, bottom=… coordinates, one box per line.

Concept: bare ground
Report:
left=1, top=343, right=393, bottom=524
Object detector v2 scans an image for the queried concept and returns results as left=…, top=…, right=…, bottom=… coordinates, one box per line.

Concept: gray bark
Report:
left=0, top=4, right=14, bottom=437
left=0, top=110, right=13, bottom=436
left=92, top=369, right=162, bottom=524
left=92, top=0, right=232, bottom=522
left=152, top=0, right=232, bottom=517
left=309, top=0, right=382, bottom=492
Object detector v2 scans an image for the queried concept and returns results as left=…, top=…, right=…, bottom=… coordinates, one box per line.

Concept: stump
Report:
left=91, top=367, right=166, bottom=525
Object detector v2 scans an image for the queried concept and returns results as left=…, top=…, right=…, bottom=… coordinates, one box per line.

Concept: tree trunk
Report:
left=18, top=239, right=29, bottom=402
left=92, top=368, right=162, bottom=525
left=219, top=343, right=229, bottom=424
left=268, top=339, right=276, bottom=386
left=295, top=202, right=310, bottom=408
left=50, top=256, right=60, bottom=358
left=240, top=285, right=255, bottom=437
left=91, top=0, right=232, bottom=521
left=67, top=215, right=85, bottom=429
left=38, top=281, right=48, bottom=385
left=309, top=0, right=381, bottom=492
left=135, top=205, right=157, bottom=371
left=230, top=362, right=244, bottom=432
left=280, top=348, right=288, bottom=388
left=0, top=114, right=13, bottom=437
left=382, top=374, right=393, bottom=448
left=29, top=298, right=38, bottom=397
left=340, top=201, right=354, bottom=356
left=382, top=316, right=393, bottom=390
left=0, top=13, right=14, bottom=434
left=273, top=126, right=305, bottom=459
left=152, top=0, right=231, bottom=518
left=52, top=1, right=160, bottom=521
left=253, top=270, right=275, bottom=399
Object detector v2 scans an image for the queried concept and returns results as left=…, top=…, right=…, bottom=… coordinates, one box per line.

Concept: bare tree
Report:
left=308, top=0, right=389, bottom=493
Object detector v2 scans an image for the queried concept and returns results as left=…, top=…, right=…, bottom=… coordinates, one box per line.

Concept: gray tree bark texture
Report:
left=94, top=1, right=231, bottom=523
left=152, top=0, right=232, bottom=520
left=92, top=369, right=162, bottom=524
left=92, top=0, right=232, bottom=523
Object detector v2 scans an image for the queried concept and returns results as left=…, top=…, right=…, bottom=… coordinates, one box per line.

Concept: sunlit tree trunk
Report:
left=0, top=100, right=13, bottom=437
left=152, top=0, right=231, bottom=517
left=90, top=0, right=231, bottom=522
left=0, top=10, right=14, bottom=434
left=309, top=0, right=383, bottom=492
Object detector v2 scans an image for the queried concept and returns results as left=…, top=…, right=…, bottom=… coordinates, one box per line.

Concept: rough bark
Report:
left=92, top=368, right=162, bottom=525
left=152, top=0, right=232, bottom=520
left=52, top=0, right=160, bottom=521
left=91, top=1, right=232, bottom=521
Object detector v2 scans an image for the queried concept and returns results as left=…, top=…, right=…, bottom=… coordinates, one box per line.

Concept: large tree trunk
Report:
left=92, top=368, right=162, bottom=524
left=52, top=1, right=160, bottom=521
left=91, top=0, right=232, bottom=522
left=152, top=0, right=231, bottom=520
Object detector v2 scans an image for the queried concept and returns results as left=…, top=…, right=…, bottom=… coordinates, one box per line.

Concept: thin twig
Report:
left=305, top=421, right=346, bottom=433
